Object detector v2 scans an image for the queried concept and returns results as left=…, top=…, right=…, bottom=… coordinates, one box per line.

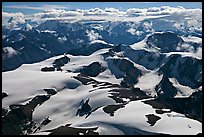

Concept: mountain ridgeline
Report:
left=2, top=14, right=202, bottom=135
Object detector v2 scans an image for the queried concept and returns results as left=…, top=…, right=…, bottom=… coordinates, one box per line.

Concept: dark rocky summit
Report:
left=76, top=99, right=92, bottom=116
left=155, top=75, right=179, bottom=98
left=79, top=62, right=104, bottom=77
left=146, top=32, right=184, bottom=52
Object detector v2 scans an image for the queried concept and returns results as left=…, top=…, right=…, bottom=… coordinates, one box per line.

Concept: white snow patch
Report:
left=164, top=52, right=202, bottom=60
left=3, top=47, right=19, bottom=58
left=58, top=36, right=67, bottom=43
left=135, top=71, right=162, bottom=97
left=181, top=36, right=202, bottom=44
left=169, top=78, right=195, bottom=97
left=86, top=30, right=102, bottom=41
left=90, top=39, right=108, bottom=45
left=41, top=30, right=56, bottom=34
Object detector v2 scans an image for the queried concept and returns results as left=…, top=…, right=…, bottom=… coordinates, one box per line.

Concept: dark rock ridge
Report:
left=143, top=90, right=202, bottom=123
left=43, top=88, right=57, bottom=95
left=146, top=32, right=184, bottom=52
left=45, top=124, right=99, bottom=135
left=155, top=75, right=179, bottom=98
left=2, top=29, right=69, bottom=72
left=108, top=88, right=149, bottom=103
left=76, top=99, right=92, bottom=116
left=155, top=109, right=171, bottom=114
left=73, top=74, right=120, bottom=90
left=41, top=55, right=70, bottom=72
left=111, top=58, right=142, bottom=87
left=108, top=44, right=167, bottom=71
left=2, top=95, right=50, bottom=135
left=103, top=104, right=126, bottom=116
left=68, top=42, right=112, bottom=56
left=41, top=66, right=55, bottom=72
left=53, top=55, right=70, bottom=69
left=79, top=62, right=105, bottom=77
left=73, top=74, right=100, bottom=85
left=159, top=54, right=202, bottom=89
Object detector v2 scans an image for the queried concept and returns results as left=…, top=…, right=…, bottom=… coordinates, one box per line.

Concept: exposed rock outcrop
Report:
left=79, top=62, right=105, bottom=77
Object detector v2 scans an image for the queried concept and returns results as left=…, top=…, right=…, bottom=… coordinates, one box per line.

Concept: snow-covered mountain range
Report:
left=2, top=6, right=202, bottom=135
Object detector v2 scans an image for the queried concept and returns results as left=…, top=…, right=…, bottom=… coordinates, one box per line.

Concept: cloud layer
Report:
left=2, top=6, right=202, bottom=33
left=2, top=11, right=25, bottom=29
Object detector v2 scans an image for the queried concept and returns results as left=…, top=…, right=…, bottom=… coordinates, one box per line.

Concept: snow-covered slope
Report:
left=2, top=44, right=202, bottom=135
left=71, top=99, right=201, bottom=135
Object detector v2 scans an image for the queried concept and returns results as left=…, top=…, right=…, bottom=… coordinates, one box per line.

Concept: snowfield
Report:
left=71, top=99, right=202, bottom=135
left=2, top=44, right=202, bottom=135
